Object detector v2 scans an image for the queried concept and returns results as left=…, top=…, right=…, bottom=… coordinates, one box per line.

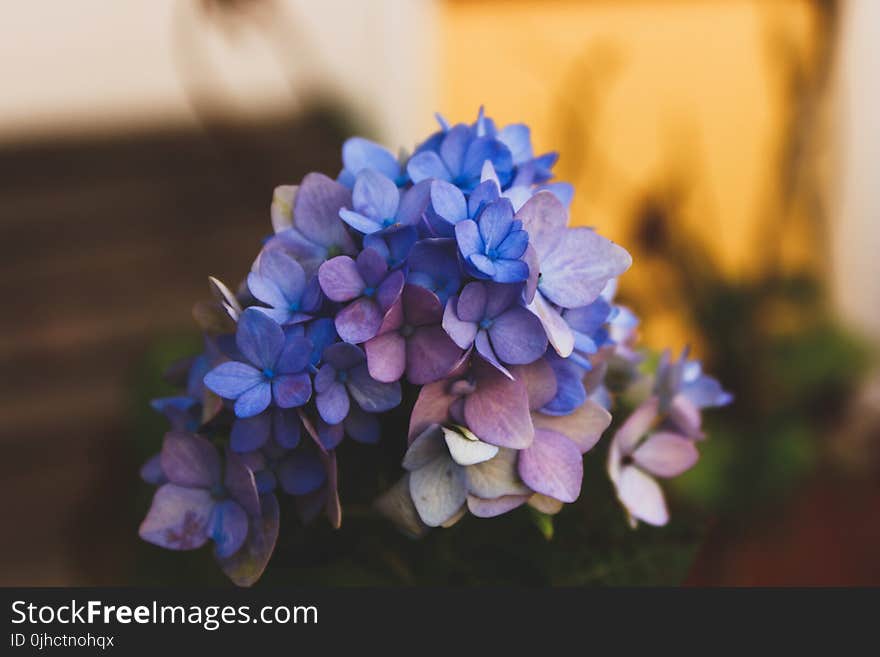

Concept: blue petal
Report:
left=210, top=499, right=249, bottom=558
left=477, top=198, right=515, bottom=251
left=204, top=361, right=263, bottom=399
left=498, top=124, right=533, bottom=164
left=352, top=169, right=400, bottom=221
left=407, top=151, right=450, bottom=183
left=463, top=137, right=513, bottom=184
left=430, top=180, right=468, bottom=224
left=496, top=229, right=529, bottom=260
left=454, top=220, right=484, bottom=258
left=234, top=381, right=272, bottom=418
left=236, top=308, right=284, bottom=370
left=491, top=258, right=529, bottom=283
left=231, top=412, right=272, bottom=452
left=339, top=209, right=382, bottom=234
left=342, top=137, right=400, bottom=182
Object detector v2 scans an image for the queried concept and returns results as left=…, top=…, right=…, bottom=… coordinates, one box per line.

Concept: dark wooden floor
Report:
left=0, top=113, right=346, bottom=584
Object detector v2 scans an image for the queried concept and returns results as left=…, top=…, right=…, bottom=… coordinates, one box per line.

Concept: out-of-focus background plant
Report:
left=1, top=0, right=877, bottom=585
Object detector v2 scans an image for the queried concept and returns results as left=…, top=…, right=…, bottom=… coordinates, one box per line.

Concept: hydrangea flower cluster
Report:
left=138, top=109, right=730, bottom=585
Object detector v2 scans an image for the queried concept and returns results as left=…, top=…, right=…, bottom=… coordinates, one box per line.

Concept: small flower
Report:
left=442, top=281, right=547, bottom=377
left=607, top=397, right=699, bottom=527
left=364, top=284, right=464, bottom=385
left=314, top=343, right=402, bottom=425
left=455, top=197, right=530, bottom=283
left=204, top=309, right=312, bottom=418
left=318, top=248, right=405, bottom=344
left=406, top=123, right=513, bottom=192
left=654, top=348, right=733, bottom=438
left=338, top=170, right=430, bottom=235
left=139, top=432, right=260, bottom=558
left=247, top=250, right=322, bottom=326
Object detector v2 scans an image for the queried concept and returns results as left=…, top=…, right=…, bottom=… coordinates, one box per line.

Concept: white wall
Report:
left=834, top=0, right=880, bottom=343
left=0, top=0, right=437, bottom=149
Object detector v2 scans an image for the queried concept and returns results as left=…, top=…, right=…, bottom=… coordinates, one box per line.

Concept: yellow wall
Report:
left=439, top=0, right=821, bottom=349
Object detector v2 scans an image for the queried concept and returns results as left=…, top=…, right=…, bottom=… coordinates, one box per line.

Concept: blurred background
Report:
left=1, top=0, right=878, bottom=585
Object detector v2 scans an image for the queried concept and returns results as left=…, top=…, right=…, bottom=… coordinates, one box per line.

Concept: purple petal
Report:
left=316, top=381, right=350, bottom=425
left=342, top=137, right=400, bottom=181
left=395, top=179, right=431, bottom=225
left=356, top=248, right=389, bottom=287
left=218, top=493, right=280, bottom=587
left=292, top=172, right=355, bottom=253
left=323, top=342, right=366, bottom=370
left=489, top=306, right=547, bottom=365
left=209, top=499, right=249, bottom=558
left=617, top=466, right=668, bottom=526
left=336, top=297, right=383, bottom=344
left=236, top=308, right=284, bottom=370
left=276, top=335, right=312, bottom=374
left=402, top=283, right=443, bottom=327
left=407, top=150, right=450, bottom=183
left=277, top=449, right=327, bottom=495
left=365, top=331, right=406, bottom=383
left=140, top=453, right=166, bottom=485
left=515, top=191, right=566, bottom=262
left=430, top=179, right=468, bottom=223
left=272, top=373, right=312, bottom=408
left=318, top=256, right=365, bottom=302
left=454, top=220, right=484, bottom=258
left=614, top=397, right=660, bottom=454
left=475, top=330, right=512, bottom=379
left=376, top=269, right=405, bottom=311
left=442, top=295, right=478, bottom=349
left=456, top=282, right=488, bottom=323
left=533, top=399, right=611, bottom=454
left=313, top=363, right=337, bottom=394
left=633, top=432, right=699, bottom=478
left=517, top=428, right=583, bottom=503
left=527, top=292, right=574, bottom=357
left=522, top=244, right=540, bottom=304
left=316, top=419, right=345, bottom=450
left=540, top=228, right=632, bottom=308
left=230, top=413, right=271, bottom=453
left=466, top=494, right=529, bottom=518
left=406, top=326, right=463, bottom=385
left=484, top=282, right=521, bottom=318
left=347, top=364, right=402, bottom=413
left=402, top=425, right=446, bottom=471
left=224, top=450, right=261, bottom=517
left=408, top=381, right=455, bottom=441
left=160, top=431, right=221, bottom=488
left=204, top=361, right=263, bottom=399
left=139, top=484, right=213, bottom=550
left=408, top=454, right=467, bottom=527
left=510, top=358, right=557, bottom=411
left=352, top=169, right=400, bottom=221
left=464, top=360, right=533, bottom=448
